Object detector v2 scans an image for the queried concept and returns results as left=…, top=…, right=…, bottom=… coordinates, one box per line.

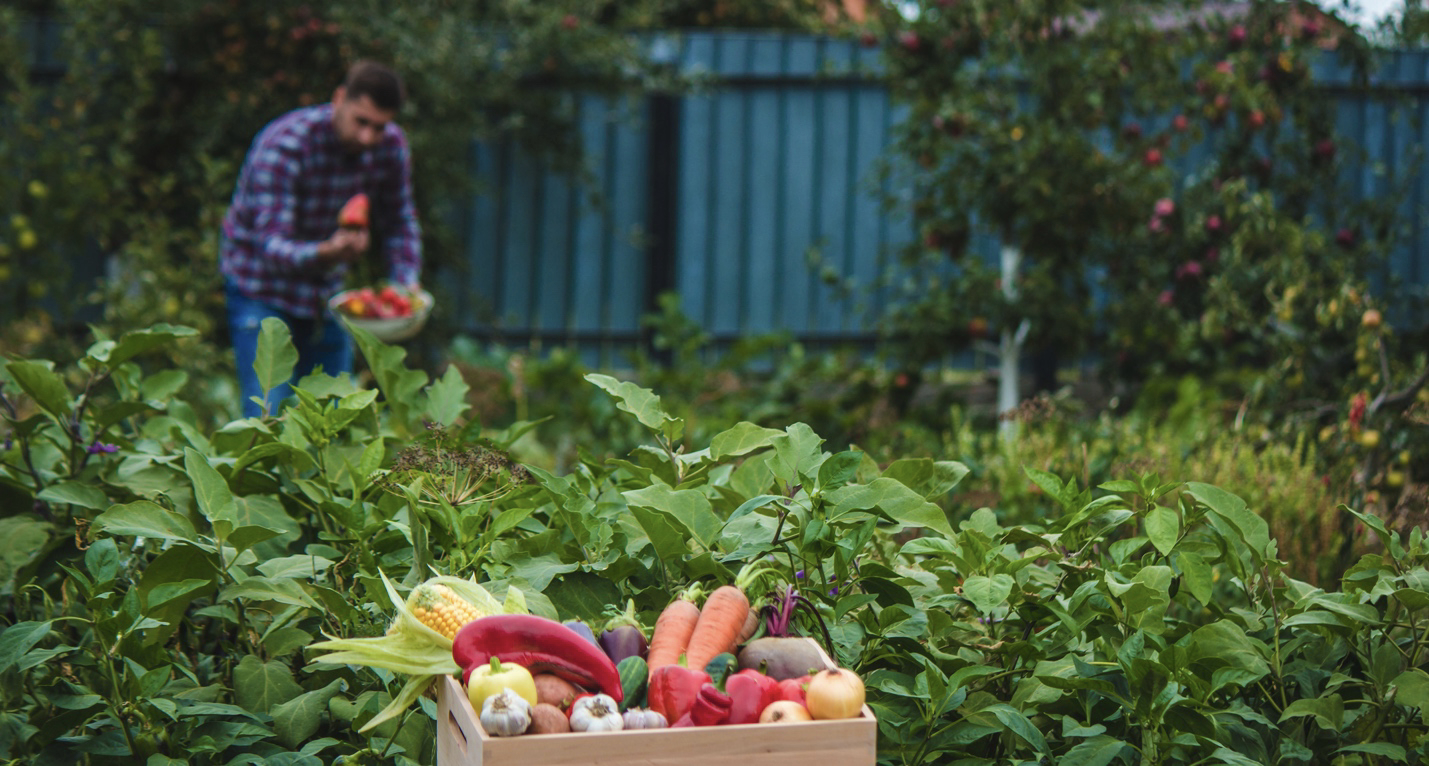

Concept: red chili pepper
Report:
left=452, top=614, right=623, bottom=702
left=775, top=674, right=810, bottom=706
left=690, top=682, right=732, bottom=726
left=647, top=664, right=710, bottom=722
left=725, top=669, right=779, bottom=724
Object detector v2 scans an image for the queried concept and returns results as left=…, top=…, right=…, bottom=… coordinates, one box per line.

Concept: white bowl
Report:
left=328, top=287, right=434, bottom=343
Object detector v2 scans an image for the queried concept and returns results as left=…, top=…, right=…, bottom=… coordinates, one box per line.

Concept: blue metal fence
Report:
left=454, top=32, right=908, bottom=366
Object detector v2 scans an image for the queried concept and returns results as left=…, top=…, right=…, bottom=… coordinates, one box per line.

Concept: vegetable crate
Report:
left=436, top=639, right=877, bottom=766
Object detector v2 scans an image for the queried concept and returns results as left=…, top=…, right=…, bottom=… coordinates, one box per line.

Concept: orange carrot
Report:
left=647, top=585, right=704, bottom=670
left=683, top=584, right=751, bottom=672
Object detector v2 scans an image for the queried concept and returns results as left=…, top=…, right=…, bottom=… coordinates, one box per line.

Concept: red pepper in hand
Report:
left=776, top=674, right=810, bottom=706
left=725, top=669, right=780, bottom=724
left=690, top=682, right=732, bottom=726
left=647, top=664, right=711, bottom=722
left=453, top=614, right=624, bottom=702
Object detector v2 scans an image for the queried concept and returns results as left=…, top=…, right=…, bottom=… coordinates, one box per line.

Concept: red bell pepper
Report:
left=690, top=683, right=732, bottom=726
left=725, top=669, right=780, bottom=724
left=776, top=674, right=810, bottom=706
left=452, top=614, right=624, bottom=702
left=647, top=664, right=710, bottom=722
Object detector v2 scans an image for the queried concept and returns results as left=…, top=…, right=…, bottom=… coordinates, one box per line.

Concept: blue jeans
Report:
left=225, top=282, right=352, bottom=419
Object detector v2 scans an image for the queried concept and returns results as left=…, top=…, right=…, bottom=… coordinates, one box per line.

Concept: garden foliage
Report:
left=1, top=327, right=1428, bottom=764
left=874, top=0, right=1410, bottom=405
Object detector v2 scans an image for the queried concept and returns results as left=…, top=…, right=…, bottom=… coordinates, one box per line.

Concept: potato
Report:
left=527, top=703, right=571, bottom=735
left=736, top=637, right=826, bottom=680
left=533, top=673, right=580, bottom=710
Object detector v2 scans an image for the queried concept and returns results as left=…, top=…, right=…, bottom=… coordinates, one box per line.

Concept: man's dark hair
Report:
left=342, top=60, right=406, bottom=112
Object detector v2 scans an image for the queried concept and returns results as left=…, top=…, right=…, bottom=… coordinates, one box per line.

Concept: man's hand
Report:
left=316, top=228, right=370, bottom=264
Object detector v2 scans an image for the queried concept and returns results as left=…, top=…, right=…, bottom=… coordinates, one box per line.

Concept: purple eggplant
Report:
left=599, top=624, right=649, bottom=664
left=564, top=619, right=599, bottom=646
left=597, top=599, right=649, bottom=663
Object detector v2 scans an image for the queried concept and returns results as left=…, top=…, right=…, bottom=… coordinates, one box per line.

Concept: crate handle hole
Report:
left=449, top=711, right=468, bottom=754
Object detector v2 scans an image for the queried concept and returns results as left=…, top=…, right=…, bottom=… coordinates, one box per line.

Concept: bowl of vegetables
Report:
left=328, top=285, right=433, bottom=343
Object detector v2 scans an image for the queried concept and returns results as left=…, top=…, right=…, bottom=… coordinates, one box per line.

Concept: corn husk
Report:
left=307, top=571, right=526, bottom=731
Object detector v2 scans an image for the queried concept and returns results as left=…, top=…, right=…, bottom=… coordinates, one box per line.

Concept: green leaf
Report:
left=85, top=537, right=120, bottom=582
left=232, top=442, right=315, bottom=476
left=424, top=364, right=471, bottom=426
left=232, top=655, right=303, bottom=714
left=1390, top=669, right=1429, bottom=719
left=226, top=525, right=285, bottom=557
left=544, top=572, right=623, bottom=624
left=1278, top=694, right=1344, bottom=729
left=140, top=368, right=189, bottom=402
left=881, top=458, right=969, bottom=500
left=1336, top=743, right=1406, bottom=762
left=627, top=505, right=693, bottom=564
left=502, top=555, right=579, bottom=594
left=0, top=621, right=53, bottom=673
left=253, top=318, right=298, bottom=402
left=980, top=703, right=1048, bottom=754
left=185, top=448, right=237, bottom=537
left=827, top=478, right=955, bottom=538
left=770, top=423, right=824, bottom=486
left=1024, top=466, right=1077, bottom=511
left=37, top=481, right=110, bottom=511
left=1211, top=747, right=1267, bottom=766
left=709, top=421, right=783, bottom=459
left=1058, top=735, right=1127, bottom=766
left=5, top=360, right=72, bottom=418
left=817, top=450, right=866, bottom=490
left=1185, top=482, right=1273, bottom=563
left=585, top=374, right=681, bottom=438
left=726, top=494, right=786, bottom=523
left=98, top=324, right=199, bottom=368
left=93, top=501, right=203, bottom=546
left=623, top=485, right=723, bottom=551
left=962, top=574, right=1013, bottom=614
left=1144, top=505, right=1179, bottom=556
left=271, top=679, right=346, bottom=749
left=1177, top=552, right=1213, bottom=606
left=349, top=324, right=429, bottom=425
left=257, top=555, right=337, bottom=581
left=221, top=578, right=322, bottom=610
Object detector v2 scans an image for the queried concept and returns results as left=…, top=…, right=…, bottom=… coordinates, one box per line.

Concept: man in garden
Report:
left=219, top=60, right=422, bottom=418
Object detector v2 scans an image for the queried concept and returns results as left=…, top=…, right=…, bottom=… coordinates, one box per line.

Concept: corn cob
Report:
left=409, top=583, right=485, bottom=640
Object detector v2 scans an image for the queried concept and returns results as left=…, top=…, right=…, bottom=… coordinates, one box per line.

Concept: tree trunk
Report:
left=998, top=241, right=1025, bottom=442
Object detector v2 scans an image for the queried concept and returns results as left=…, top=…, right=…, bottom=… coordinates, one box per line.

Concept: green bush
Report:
left=4, top=326, right=1427, bottom=764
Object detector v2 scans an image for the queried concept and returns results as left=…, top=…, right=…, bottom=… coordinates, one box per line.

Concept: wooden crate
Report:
left=436, top=641, right=877, bottom=766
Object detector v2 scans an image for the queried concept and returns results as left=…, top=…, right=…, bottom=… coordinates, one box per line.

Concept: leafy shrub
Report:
left=3, top=325, right=1428, bottom=764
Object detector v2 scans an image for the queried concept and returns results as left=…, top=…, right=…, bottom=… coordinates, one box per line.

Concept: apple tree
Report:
left=874, top=0, right=1194, bottom=434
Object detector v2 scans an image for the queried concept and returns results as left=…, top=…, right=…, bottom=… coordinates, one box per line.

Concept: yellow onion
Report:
left=804, top=668, right=865, bottom=720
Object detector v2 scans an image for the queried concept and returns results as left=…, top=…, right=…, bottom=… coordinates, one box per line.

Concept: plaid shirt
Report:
left=220, top=103, right=422, bottom=318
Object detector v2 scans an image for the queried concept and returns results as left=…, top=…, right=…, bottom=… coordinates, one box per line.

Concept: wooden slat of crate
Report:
left=436, top=648, right=878, bottom=766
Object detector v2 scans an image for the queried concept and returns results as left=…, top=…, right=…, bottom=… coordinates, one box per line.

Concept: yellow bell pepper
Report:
left=466, top=656, right=538, bottom=711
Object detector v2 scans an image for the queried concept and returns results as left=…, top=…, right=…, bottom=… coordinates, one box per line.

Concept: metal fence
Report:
left=454, top=33, right=905, bottom=366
